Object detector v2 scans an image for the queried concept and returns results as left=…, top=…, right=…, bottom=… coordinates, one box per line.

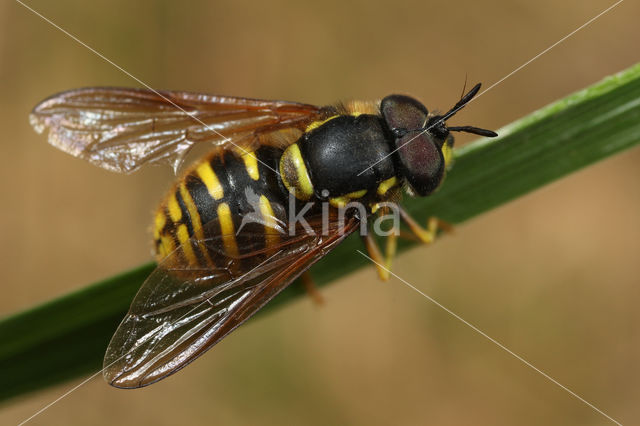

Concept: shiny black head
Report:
left=380, top=83, right=497, bottom=196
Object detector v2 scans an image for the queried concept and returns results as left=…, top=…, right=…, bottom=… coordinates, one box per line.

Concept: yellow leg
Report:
left=363, top=233, right=387, bottom=280
left=362, top=229, right=397, bottom=282
left=398, top=207, right=454, bottom=244
left=363, top=206, right=451, bottom=280
left=398, top=229, right=419, bottom=242
left=301, top=271, right=324, bottom=305
left=384, top=230, right=397, bottom=275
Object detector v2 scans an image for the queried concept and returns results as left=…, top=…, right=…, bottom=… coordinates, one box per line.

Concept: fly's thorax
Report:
left=280, top=114, right=400, bottom=208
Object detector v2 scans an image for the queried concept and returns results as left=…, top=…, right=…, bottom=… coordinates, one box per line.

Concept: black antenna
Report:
left=401, top=82, right=498, bottom=138
left=440, top=83, right=497, bottom=137
left=442, top=82, right=482, bottom=121
left=448, top=125, right=497, bottom=137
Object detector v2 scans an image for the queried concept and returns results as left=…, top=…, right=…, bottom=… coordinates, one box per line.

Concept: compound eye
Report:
left=381, top=95, right=428, bottom=133
left=380, top=95, right=444, bottom=196
left=395, top=131, right=444, bottom=196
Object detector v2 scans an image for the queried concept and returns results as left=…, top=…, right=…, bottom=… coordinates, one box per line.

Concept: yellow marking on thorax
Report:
left=442, top=138, right=455, bottom=170
left=377, top=177, right=399, bottom=197
left=176, top=224, right=197, bottom=265
left=217, top=203, right=239, bottom=258
left=279, top=143, right=314, bottom=201
left=196, top=162, right=224, bottom=200
left=259, top=195, right=280, bottom=249
left=371, top=202, right=396, bottom=215
left=167, top=193, right=182, bottom=222
left=329, top=189, right=367, bottom=208
left=305, top=110, right=369, bottom=133
left=241, top=151, right=260, bottom=180
left=305, top=115, right=339, bottom=132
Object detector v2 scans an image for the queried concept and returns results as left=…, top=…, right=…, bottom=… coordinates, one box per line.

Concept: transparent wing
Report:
left=30, top=87, right=325, bottom=173
left=103, top=212, right=360, bottom=388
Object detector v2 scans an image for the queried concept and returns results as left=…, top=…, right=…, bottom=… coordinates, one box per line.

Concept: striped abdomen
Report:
left=153, top=146, right=288, bottom=267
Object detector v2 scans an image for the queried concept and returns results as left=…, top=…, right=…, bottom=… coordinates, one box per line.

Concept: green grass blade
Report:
left=2, top=63, right=639, bottom=402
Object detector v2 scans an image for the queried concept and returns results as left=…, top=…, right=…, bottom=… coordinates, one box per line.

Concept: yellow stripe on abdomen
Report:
left=167, top=192, right=182, bottom=222
left=217, top=203, right=239, bottom=258
left=153, top=210, right=166, bottom=241
left=158, top=233, right=175, bottom=260
left=259, top=195, right=280, bottom=249
left=176, top=223, right=197, bottom=265
left=241, top=150, right=260, bottom=181
left=179, top=182, right=214, bottom=266
left=179, top=183, right=204, bottom=240
left=196, top=162, right=224, bottom=200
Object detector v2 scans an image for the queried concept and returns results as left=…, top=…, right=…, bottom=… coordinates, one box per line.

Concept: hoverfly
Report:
left=30, top=84, right=497, bottom=388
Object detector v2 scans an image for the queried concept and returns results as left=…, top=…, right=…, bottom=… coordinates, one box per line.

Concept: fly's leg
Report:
left=362, top=226, right=398, bottom=282
left=363, top=203, right=452, bottom=280
left=301, top=271, right=324, bottom=305
left=398, top=206, right=454, bottom=244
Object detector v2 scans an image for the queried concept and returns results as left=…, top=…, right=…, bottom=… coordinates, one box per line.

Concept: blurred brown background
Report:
left=1, top=0, right=639, bottom=425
